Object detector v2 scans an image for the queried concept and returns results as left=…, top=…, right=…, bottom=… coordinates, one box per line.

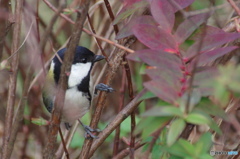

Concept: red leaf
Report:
left=150, top=0, right=175, bottom=32
left=127, top=49, right=182, bottom=75
left=116, top=16, right=157, bottom=40
left=132, top=24, right=178, bottom=52
left=174, top=13, right=210, bottom=44
left=146, top=69, right=181, bottom=91
left=185, top=32, right=240, bottom=58
left=144, top=80, right=179, bottom=104
left=197, top=46, right=238, bottom=66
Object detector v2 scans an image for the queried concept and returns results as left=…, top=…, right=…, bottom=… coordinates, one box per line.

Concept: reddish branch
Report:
left=43, top=1, right=90, bottom=158
left=112, top=143, right=145, bottom=159
left=0, top=0, right=11, bottom=61
left=227, top=0, right=240, bottom=16
left=1, top=0, right=23, bottom=158
left=103, top=0, right=119, bottom=33
left=88, top=89, right=147, bottom=158
left=113, top=68, right=126, bottom=156
left=79, top=37, right=136, bottom=159
left=87, top=14, right=109, bottom=63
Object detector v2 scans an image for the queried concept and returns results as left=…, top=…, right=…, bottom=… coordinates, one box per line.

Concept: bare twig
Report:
left=58, top=128, right=69, bottom=159
left=88, top=89, right=147, bottom=158
left=122, top=55, right=135, bottom=159
left=43, top=1, right=91, bottom=158
left=113, top=143, right=145, bottom=159
left=4, top=67, right=31, bottom=159
left=227, top=0, right=240, bottom=16
left=0, top=0, right=11, bottom=61
left=1, top=0, right=23, bottom=158
left=42, top=0, right=134, bottom=54
left=87, top=14, right=109, bottom=63
left=103, top=0, right=119, bottom=34
left=113, top=68, right=126, bottom=156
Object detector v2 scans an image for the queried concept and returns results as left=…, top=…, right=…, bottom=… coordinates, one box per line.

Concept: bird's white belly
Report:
left=62, top=87, right=90, bottom=125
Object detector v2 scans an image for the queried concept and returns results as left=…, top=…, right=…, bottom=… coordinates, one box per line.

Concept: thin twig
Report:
left=1, top=0, right=23, bottom=158
left=103, top=0, right=119, bottom=34
left=88, top=89, right=147, bottom=157
left=43, top=1, right=91, bottom=158
left=122, top=55, right=135, bottom=159
left=113, top=68, right=126, bottom=156
left=227, top=0, right=240, bottom=16
left=79, top=37, right=136, bottom=159
left=5, top=67, right=31, bottom=159
left=42, top=0, right=134, bottom=54
left=113, top=143, right=146, bottom=159
left=58, top=128, right=69, bottom=159
left=4, top=21, right=34, bottom=62
left=87, top=13, right=109, bottom=63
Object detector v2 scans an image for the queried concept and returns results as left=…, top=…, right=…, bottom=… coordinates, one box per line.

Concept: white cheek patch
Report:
left=68, top=62, right=91, bottom=87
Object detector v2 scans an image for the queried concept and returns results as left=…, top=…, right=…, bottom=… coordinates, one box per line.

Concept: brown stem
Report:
left=88, top=89, right=147, bottom=158
left=123, top=55, right=135, bottom=159
left=42, top=0, right=134, bottom=54
left=43, top=1, right=91, bottom=158
left=1, top=0, right=23, bottom=158
left=112, top=143, right=146, bottom=159
left=87, top=13, right=109, bottom=63
left=58, top=128, right=69, bottom=159
left=0, top=0, right=11, bottom=61
left=103, top=0, right=119, bottom=34
left=113, top=68, right=126, bottom=156
left=227, top=0, right=240, bottom=16
left=79, top=37, right=136, bottom=159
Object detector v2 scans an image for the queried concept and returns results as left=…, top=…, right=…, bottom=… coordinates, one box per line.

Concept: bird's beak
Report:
left=93, top=55, right=105, bottom=62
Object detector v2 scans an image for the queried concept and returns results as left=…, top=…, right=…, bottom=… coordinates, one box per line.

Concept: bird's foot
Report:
left=78, top=119, right=101, bottom=139
left=95, top=83, right=114, bottom=95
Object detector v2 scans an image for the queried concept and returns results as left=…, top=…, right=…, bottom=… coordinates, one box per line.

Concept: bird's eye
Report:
left=80, top=58, right=87, bottom=63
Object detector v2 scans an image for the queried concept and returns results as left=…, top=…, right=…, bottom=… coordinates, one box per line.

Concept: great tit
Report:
left=42, top=46, right=113, bottom=138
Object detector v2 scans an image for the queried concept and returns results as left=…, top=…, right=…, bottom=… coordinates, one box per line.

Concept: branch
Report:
left=1, top=0, right=23, bottom=158
left=113, top=69, right=126, bottom=156
left=112, top=143, right=145, bottom=159
left=88, top=89, right=147, bottom=158
left=227, top=0, right=240, bottom=16
left=79, top=37, right=136, bottom=159
left=42, top=0, right=134, bottom=54
left=43, top=1, right=91, bottom=158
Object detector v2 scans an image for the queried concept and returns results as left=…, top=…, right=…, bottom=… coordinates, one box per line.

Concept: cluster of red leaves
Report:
left=116, top=0, right=240, bottom=106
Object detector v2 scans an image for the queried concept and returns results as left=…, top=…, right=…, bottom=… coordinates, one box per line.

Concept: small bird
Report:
left=42, top=46, right=113, bottom=138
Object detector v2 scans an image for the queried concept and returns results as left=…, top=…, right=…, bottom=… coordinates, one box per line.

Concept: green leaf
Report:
left=168, top=139, right=195, bottom=157
left=167, top=118, right=186, bottom=146
left=142, top=106, right=184, bottom=117
left=185, top=112, right=211, bottom=125
left=135, top=117, right=172, bottom=139
left=180, top=89, right=201, bottom=112
left=195, top=98, right=227, bottom=120
left=139, top=90, right=156, bottom=101
left=31, top=117, right=49, bottom=126
left=195, top=132, right=212, bottom=155
left=152, top=144, right=163, bottom=159
left=113, top=1, right=148, bottom=25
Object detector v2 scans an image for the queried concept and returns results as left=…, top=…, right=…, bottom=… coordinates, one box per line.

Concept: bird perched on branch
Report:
left=42, top=46, right=113, bottom=138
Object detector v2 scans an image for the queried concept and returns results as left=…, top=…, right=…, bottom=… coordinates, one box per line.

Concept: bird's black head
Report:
left=52, top=46, right=105, bottom=85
